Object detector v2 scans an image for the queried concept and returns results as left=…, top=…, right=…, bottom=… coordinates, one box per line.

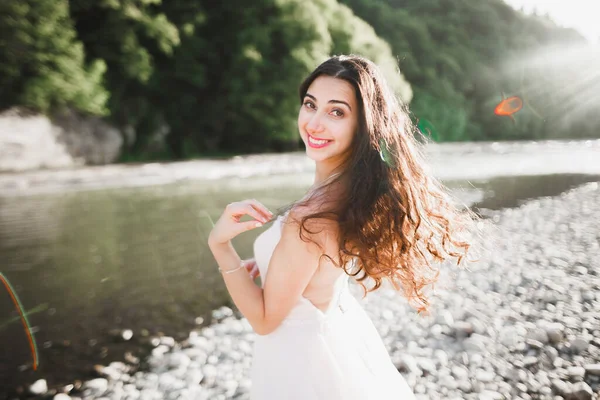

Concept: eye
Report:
left=303, top=100, right=316, bottom=109
left=331, top=109, right=344, bottom=117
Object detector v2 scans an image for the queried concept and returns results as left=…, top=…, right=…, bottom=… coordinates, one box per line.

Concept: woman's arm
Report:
left=208, top=240, right=268, bottom=333
left=209, top=208, right=330, bottom=336
left=258, top=211, right=326, bottom=334
left=208, top=199, right=273, bottom=333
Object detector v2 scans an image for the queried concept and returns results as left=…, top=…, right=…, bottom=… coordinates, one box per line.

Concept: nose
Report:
left=306, top=113, right=324, bottom=134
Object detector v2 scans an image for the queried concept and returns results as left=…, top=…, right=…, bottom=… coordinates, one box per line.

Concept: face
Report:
left=298, top=75, right=359, bottom=164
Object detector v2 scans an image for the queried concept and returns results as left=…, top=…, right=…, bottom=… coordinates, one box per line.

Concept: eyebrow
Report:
left=305, top=93, right=352, bottom=111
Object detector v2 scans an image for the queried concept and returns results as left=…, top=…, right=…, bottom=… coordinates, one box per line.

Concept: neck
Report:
left=304, top=163, right=347, bottom=208
left=314, top=162, right=341, bottom=186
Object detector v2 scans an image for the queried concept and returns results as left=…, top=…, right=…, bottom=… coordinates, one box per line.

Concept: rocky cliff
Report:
left=0, top=107, right=122, bottom=172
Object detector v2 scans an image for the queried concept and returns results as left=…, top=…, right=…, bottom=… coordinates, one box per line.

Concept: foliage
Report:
left=0, top=1, right=108, bottom=114
left=339, top=0, right=592, bottom=141
left=0, top=0, right=597, bottom=163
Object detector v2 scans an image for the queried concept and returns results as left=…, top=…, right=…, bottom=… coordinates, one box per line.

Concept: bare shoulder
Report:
left=281, top=204, right=339, bottom=255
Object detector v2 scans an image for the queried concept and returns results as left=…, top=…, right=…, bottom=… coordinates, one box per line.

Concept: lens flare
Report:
left=0, top=272, right=38, bottom=370
left=494, top=93, right=523, bottom=123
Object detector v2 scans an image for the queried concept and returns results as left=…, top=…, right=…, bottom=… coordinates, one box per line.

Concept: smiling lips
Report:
left=307, top=134, right=333, bottom=149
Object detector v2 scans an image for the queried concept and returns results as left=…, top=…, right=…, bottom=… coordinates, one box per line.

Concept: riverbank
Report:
left=1, top=139, right=599, bottom=197
left=12, top=181, right=600, bottom=399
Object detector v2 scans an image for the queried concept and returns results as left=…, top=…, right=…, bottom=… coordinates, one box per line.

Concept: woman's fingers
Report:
left=242, top=259, right=260, bottom=279
left=249, top=263, right=259, bottom=279
left=243, top=258, right=256, bottom=270
left=242, top=199, right=273, bottom=221
left=242, top=220, right=265, bottom=233
left=228, top=202, right=270, bottom=224
left=210, top=199, right=272, bottom=245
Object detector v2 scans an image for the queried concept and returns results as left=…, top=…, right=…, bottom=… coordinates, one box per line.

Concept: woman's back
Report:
left=301, top=261, right=348, bottom=313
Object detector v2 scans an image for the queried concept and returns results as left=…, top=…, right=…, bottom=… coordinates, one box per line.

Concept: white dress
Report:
left=250, top=212, right=417, bottom=400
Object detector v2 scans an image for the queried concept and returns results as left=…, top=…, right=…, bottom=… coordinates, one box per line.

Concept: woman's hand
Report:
left=208, top=199, right=273, bottom=247
left=243, top=258, right=260, bottom=279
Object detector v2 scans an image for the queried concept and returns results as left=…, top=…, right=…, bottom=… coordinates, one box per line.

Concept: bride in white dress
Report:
left=208, top=55, right=472, bottom=399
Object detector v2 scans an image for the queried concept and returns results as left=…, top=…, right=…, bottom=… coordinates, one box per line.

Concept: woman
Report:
left=208, top=55, right=472, bottom=399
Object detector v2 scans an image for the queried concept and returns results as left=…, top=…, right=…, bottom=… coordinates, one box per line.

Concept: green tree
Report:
left=0, top=0, right=108, bottom=114
left=69, top=0, right=180, bottom=155
left=127, top=0, right=412, bottom=158
left=340, top=0, right=593, bottom=142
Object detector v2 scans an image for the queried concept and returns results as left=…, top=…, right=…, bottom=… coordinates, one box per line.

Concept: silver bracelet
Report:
left=219, top=262, right=245, bottom=274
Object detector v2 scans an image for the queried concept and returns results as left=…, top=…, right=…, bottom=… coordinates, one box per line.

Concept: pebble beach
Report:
left=20, top=181, right=600, bottom=400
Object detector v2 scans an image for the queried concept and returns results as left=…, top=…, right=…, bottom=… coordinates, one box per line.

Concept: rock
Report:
left=159, top=336, right=176, bottom=348
left=499, top=326, right=520, bottom=347
left=151, top=344, right=170, bottom=358
left=223, top=379, right=238, bottom=397
left=122, top=329, right=134, bottom=341
left=201, top=364, right=218, bottom=386
left=452, top=321, right=474, bottom=339
left=554, top=356, right=566, bottom=369
left=462, top=334, right=489, bottom=353
left=82, top=378, right=108, bottom=395
left=433, top=349, right=449, bottom=367
left=567, top=366, right=586, bottom=381
left=475, top=369, right=495, bottom=383
left=527, top=328, right=549, bottom=344
left=202, top=327, right=216, bottom=338
left=61, top=384, right=74, bottom=394
left=29, top=379, right=48, bottom=395
left=124, top=351, right=140, bottom=365
left=543, top=346, right=559, bottom=362
left=545, top=323, right=565, bottom=344
left=523, top=356, right=538, bottom=367
left=397, top=354, right=421, bottom=375
left=185, top=369, right=204, bottom=385
left=0, top=107, right=122, bottom=172
left=525, top=338, right=543, bottom=350
left=451, top=365, right=469, bottom=380
left=439, top=375, right=458, bottom=390
left=435, top=310, right=455, bottom=326
left=0, top=108, right=75, bottom=171
left=570, top=337, right=589, bottom=354
left=552, top=379, right=570, bottom=395
left=212, top=306, right=234, bottom=321
left=416, top=357, right=436, bottom=374
left=469, top=353, right=484, bottom=367
left=109, top=329, right=134, bottom=342
left=580, top=291, right=596, bottom=302
left=573, top=266, right=588, bottom=275
left=18, top=182, right=600, bottom=400
left=207, top=355, right=219, bottom=364
left=564, top=381, right=594, bottom=400
left=141, top=336, right=161, bottom=348
left=52, top=108, right=123, bottom=165
left=158, top=373, right=182, bottom=391
left=583, top=364, right=600, bottom=376
left=93, top=364, right=121, bottom=380
left=479, top=390, right=504, bottom=400
left=167, top=352, right=191, bottom=369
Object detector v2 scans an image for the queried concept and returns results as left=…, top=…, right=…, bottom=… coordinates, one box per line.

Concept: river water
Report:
left=0, top=139, right=599, bottom=393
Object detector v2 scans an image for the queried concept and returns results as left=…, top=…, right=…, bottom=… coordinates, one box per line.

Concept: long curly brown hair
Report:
left=285, top=54, right=474, bottom=314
